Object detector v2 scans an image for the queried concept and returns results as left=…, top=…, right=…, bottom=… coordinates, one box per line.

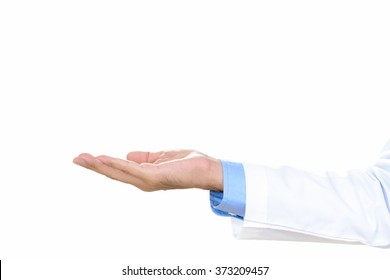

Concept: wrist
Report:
left=208, top=159, right=223, bottom=192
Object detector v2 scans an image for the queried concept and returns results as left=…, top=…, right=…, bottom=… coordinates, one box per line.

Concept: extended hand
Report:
left=73, top=150, right=223, bottom=192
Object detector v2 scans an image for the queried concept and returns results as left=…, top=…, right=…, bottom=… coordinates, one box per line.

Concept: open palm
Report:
left=73, top=150, right=223, bottom=192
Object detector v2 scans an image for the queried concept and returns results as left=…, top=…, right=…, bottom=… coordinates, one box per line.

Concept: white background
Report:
left=1, top=0, right=390, bottom=279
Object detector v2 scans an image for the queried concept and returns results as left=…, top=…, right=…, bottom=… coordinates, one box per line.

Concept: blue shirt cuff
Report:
left=210, top=160, right=246, bottom=219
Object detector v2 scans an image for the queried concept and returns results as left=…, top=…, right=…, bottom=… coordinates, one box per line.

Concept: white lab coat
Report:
left=232, top=140, right=390, bottom=247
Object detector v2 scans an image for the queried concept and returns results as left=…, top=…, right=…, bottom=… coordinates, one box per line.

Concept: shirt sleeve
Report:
left=210, top=160, right=246, bottom=219
left=212, top=140, right=390, bottom=247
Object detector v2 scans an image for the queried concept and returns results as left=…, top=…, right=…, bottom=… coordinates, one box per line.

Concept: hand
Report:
left=73, top=150, right=223, bottom=192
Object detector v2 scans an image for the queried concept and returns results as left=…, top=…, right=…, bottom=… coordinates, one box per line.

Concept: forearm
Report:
left=242, top=163, right=390, bottom=246
left=212, top=141, right=390, bottom=246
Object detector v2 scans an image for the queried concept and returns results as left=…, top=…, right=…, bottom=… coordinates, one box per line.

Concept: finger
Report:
left=126, top=150, right=197, bottom=164
left=73, top=153, right=96, bottom=167
left=126, top=151, right=163, bottom=163
left=97, top=155, right=153, bottom=179
left=73, top=156, right=87, bottom=167
left=152, top=150, right=201, bottom=164
left=74, top=153, right=145, bottom=186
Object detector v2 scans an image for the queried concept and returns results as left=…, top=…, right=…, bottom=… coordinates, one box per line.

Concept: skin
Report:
left=73, top=150, right=223, bottom=192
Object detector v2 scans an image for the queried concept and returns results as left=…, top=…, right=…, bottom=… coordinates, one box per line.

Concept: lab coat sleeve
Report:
left=233, top=141, right=390, bottom=247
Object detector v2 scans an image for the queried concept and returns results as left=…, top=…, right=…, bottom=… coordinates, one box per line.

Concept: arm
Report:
left=216, top=141, right=390, bottom=246
left=234, top=161, right=390, bottom=246
left=73, top=141, right=390, bottom=246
